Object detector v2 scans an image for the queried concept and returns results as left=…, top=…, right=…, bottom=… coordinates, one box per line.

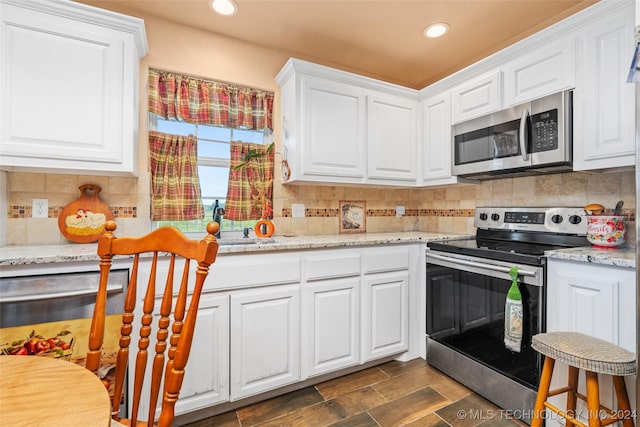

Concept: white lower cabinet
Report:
left=302, top=277, right=360, bottom=378
left=164, top=244, right=418, bottom=417
left=177, top=293, right=230, bottom=412
left=229, top=285, right=301, bottom=400
left=362, top=271, right=410, bottom=361
left=546, top=258, right=636, bottom=427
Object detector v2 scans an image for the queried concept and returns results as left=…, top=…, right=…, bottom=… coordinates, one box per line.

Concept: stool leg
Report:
left=566, top=366, right=579, bottom=427
left=532, top=356, right=555, bottom=427
left=612, top=376, right=634, bottom=427
left=585, top=371, right=601, bottom=427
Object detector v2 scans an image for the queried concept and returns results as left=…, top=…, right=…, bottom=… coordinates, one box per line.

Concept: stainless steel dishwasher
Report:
left=0, top=269, right=129, bottom=415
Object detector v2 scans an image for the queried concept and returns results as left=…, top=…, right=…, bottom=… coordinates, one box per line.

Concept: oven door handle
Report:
left=426, top=252, right=538, bottom=277
left=0, top=284, right=123, bottom=303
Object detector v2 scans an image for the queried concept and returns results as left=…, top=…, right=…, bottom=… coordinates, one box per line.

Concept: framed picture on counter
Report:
left=339, top=200, right=366, bottom=233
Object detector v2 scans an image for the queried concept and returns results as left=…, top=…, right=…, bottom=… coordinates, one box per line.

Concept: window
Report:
left=150, top=115, right=268, bottom=235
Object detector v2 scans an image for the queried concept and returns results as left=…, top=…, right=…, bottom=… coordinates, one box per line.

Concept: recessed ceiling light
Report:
left=424, top=23, right=449, bottom=38
left=210, top=0, right=238, bottom=16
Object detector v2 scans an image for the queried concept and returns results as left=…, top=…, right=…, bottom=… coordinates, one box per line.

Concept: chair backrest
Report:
left=86, top=221, right=220, bottom=427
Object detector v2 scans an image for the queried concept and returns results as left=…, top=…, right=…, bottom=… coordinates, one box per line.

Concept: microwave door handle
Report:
left=519, top=108, right=530, bottom=161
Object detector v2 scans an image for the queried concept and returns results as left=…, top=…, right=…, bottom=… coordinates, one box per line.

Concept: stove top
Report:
left=427, top=207, right=591, bottom=266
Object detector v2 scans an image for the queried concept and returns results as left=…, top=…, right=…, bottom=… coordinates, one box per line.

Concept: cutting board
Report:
left=58, top=184, right=114, bottom=243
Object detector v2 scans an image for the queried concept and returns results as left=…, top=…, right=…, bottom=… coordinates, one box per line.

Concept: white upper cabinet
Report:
left=573, top=3, right=636, bottom=171
left=299, top=76, right=367, bottom=181
left=0, top=0, right=147, bottom=176
left=503, top=37, right=575, bottom=106
left=421, top=91, right=457, bottom=185
left=451, top=71, right=501, bottom=124
left=367, top=93, right=418, bottom=183
left=276, top=58, right=420, bottom=186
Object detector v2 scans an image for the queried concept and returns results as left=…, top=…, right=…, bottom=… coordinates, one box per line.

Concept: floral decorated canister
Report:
left=586, top=215, right=626, bottom=248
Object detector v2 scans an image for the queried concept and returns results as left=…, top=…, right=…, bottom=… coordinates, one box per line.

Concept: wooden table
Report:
left=0, top=356, right=111, bottom=427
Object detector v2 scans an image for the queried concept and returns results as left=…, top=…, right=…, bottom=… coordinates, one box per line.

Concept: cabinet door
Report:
left=301, top=77, right=367, bottom=180
left=546, top=260, right=636, bottom=427
left=362, top=272, right=409, bottom=361
left=422, top=92, right=455, bottom=183
left=451, top=71, right=501, bottom=124
left=176, top=293, right=230, bottom=413
left=230, top=285, right=301, bottom=400
left=503, top=38, right=575, bottom=106
left=367, top=93, right=418, bottom=183
left=548, top=261, right=635, bottom=349
left=302, top=278, right=360, bottom=378
left=573, top=11, right=635, bottom=170
left=0, top=2, right=142, bottom=175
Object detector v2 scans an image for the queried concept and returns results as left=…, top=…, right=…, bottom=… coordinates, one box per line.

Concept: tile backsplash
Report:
left=4, top=170, right=636, bottom=245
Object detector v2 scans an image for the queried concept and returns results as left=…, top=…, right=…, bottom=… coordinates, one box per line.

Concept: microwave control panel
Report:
left=530, top=109, right=558, bottom=152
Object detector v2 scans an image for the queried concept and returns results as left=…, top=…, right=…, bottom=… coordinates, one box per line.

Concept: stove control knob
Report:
left=568, top=215, right=582, bottom=225
left=551, top=214, right=563, bottom=224
left=491, top=213, right=500, bottom=221
left=479, top=213, right=488, bottom=221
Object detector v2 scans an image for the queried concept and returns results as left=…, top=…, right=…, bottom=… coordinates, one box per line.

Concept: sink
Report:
left=217, top=237, right=276, bottom=246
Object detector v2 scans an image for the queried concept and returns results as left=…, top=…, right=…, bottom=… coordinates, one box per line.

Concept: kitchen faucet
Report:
left=212, top=200, right=224, bottom=239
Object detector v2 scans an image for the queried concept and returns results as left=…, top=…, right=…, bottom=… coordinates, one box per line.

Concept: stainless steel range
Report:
left=426, top=207, right=589, bottom=424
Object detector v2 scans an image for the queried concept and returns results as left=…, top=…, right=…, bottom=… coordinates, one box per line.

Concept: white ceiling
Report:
left=77, top=0, right=599, bottom=89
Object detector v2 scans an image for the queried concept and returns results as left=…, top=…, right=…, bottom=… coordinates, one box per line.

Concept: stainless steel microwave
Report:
left=452, top=90, right=573, bottom=180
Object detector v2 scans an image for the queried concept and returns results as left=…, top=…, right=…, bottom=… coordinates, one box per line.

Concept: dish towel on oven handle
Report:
left=504, top=266, right=523, bottom=353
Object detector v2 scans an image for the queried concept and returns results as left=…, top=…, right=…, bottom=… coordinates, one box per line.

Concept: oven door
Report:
left=426, top=249, right=545, bottom=421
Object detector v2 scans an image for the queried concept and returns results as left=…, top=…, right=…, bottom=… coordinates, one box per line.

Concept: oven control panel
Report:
left=474, top=207, right=587, bottom=235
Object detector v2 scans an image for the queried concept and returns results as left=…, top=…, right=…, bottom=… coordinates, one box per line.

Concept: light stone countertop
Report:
left=0, top=232, right=470, bottom=267
left=545, top=245, right=636, bottom=269
left=2, top=232, right=635, bottom=269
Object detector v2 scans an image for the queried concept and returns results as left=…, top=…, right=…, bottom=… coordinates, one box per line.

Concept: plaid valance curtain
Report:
left=148, top=69, right=274, bottom=130
left=225, top=141, right=274, bottom=221
left=149, top=131, right=204, bottom=221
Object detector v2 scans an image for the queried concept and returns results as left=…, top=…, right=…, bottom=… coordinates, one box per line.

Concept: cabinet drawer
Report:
left=305, top=253, right=361, bottom=281
left=207, top=255, right=301, bottom=290
left=363, top=248, right=410, bottom=274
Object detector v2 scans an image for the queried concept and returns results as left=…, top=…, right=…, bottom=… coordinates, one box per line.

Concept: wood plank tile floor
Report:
left=181, top=358, right=529, bottom=427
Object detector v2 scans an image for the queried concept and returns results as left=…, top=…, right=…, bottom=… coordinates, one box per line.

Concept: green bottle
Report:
left=504, top=266, right=523, bottom=352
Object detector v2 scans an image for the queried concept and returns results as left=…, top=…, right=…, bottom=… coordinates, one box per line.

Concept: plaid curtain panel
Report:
left=148, top=69, right=274, bottom=130
left=149, top=131, right=205, bottom=221
left=225, top=141, right=275, bottom=221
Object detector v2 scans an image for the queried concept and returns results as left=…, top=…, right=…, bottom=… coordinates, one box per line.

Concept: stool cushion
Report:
left=532, top=332, right=636, bottom=376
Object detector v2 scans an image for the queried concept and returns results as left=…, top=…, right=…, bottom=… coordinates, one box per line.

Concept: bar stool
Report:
left=531, top=331, right=636, bottom=427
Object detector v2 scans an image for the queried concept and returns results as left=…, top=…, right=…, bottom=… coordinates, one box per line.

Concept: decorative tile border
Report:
left=7, top=205, right=138, bottom=219
left=281, top=207, right=635, bottom=221
left=281, top=207, right=478, bottom=218
left=8, top=205, right=634, bottom=222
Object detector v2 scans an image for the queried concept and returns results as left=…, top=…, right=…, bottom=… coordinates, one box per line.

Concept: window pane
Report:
left=157, top=120, right=195, bottom=136
left=198, top=125, right=231, bottom=141
left=198, top=140, right=230, bottom=158
left=233, top=129, right=264, bottom=143
left=199, top=165, right=229, bottom=199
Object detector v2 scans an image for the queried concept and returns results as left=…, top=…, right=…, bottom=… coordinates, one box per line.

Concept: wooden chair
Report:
left=531, top=331, right=636, bottom=427
left=86, top=220, right=220, bottom=427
